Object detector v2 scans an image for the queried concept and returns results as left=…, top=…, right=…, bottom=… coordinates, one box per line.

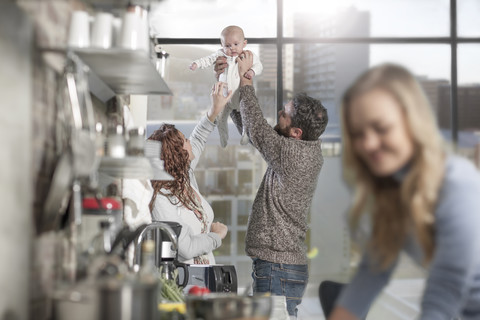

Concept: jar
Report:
left=106, top=125, right=125, bottom=158
left=127, top=127, right=146, bottom=156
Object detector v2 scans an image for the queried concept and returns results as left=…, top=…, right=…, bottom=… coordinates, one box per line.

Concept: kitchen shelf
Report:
left=41, top=47, right=172, bottom=101
left=74, top=47, right=172, bottom=96
left=84, top=0, right=159, bottom=10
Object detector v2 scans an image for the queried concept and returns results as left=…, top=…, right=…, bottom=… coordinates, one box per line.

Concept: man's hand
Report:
left=237, top=51, right=254, bottom=86
left=244, top=69, right=255, bottom=80
left=207, top=82, right=233, bottom=122
left=213, top=56, right=227, bottom=80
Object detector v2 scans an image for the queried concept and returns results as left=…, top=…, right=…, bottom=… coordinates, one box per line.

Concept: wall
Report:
left=309, top=156, right=352, bottom=282
left=0, top=2, right=33, bottom=320
left=2, top=1, right=86, bottom=319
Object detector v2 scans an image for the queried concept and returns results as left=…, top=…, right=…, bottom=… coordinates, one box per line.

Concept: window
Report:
left=283, top=0, right=449, bottom=37
left=458, top=44, right=480, bottom=166
left=458, top=0, right=480, bottom=37
left=147, top=1, right=480, bottom=317
left=150, top=0, right=277, bottom=38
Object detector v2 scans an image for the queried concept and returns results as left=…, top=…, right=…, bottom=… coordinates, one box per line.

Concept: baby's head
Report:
left=220, top=25, right=247, bottom=57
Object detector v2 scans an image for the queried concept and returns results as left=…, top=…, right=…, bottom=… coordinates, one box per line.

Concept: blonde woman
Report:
left=329, top=64, right=480, bottom=320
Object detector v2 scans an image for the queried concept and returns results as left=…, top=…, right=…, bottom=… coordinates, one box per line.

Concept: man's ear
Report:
left=290, top=127, right=303, bottom=140
left=244, top=39, right=248, bottom=47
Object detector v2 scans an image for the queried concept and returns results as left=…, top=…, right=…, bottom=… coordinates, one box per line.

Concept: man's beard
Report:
left=274, top=124, right=291, bottom=138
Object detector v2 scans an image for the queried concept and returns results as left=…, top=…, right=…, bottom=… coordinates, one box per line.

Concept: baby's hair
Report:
left=221, top=25, right=245, bottom=40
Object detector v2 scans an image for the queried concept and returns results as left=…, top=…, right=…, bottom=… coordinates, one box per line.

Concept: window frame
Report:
left=155, top=0, right=480, bottom=144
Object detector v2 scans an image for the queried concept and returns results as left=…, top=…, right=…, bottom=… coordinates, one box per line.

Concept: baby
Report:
left=190, top=25, right=263, bottom=147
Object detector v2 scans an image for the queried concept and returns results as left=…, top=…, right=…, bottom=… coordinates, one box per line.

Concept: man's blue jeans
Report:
left=252, top=258, right=309, bottom=317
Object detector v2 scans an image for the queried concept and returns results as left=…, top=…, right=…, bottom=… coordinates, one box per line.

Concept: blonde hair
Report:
left=341, top=63, right=446, bottom=269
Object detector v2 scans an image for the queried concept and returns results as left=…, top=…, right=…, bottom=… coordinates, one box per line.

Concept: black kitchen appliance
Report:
left=153, top=220, right=189, bottom=287
left=152, top=220, right=237, bottom=293
left=154, top=220, right=182, bottom=262
left=178, top=264, right=238, bottom=293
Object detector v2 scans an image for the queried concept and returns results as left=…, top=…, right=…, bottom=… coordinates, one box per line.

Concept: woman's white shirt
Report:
left=152, top=187, right=220, bottom=264
left=151, top=115, right=221, bottom=264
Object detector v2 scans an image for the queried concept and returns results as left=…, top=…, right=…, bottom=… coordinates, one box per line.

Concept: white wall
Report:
left=309, top=156, right=352, bottom=282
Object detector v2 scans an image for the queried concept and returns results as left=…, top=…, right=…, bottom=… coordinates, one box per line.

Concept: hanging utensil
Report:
left=43, top=150, right=74, bottom=231
left=65, top=53, right=99, bottom=178
left=42, top=53, right=97, bottom=232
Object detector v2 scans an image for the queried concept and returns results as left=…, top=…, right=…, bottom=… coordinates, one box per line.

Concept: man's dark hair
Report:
left=291, top=93, right=329, bottom=141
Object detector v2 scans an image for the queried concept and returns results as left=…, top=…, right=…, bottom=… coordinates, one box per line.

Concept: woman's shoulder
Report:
left=444, top=155, right=480, bottom=188
left=153, top=191, right=181, bottom=210
left=152, top=192, right=182, bottom=220
left=436, top=155, right=480, bottom=219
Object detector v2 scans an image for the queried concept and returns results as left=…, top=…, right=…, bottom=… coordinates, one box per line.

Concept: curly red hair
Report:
left=148, top=124, right=199, bottom=212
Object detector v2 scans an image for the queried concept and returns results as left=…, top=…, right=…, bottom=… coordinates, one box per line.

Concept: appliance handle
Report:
left=174, top=261, right=189, bottom=288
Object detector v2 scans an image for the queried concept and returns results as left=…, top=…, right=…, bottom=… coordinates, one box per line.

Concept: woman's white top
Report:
left=151, top=115, right=222, bottom=264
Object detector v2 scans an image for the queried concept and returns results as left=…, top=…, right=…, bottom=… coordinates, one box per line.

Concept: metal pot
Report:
left=98, top=276, right=159, bottom=320
left=53, top=274, right=159, bottom=320
left=185, top=293, right=273, bottom=320
left=53, top=281, right=99, bottom=320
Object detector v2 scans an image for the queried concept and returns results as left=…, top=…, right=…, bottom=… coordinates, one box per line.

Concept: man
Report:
left=215, top=52, right=329, bottom=318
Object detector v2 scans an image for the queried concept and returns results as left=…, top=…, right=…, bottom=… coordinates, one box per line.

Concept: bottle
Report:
left=139, top=240, right=162, bottom=303
left=95, top=122, right=105, bottom=157
left=89, top=220, right=113, bottom=255
left=106, top=125, right=126, bottom=158
left=127, top=127, right=146, bottom=156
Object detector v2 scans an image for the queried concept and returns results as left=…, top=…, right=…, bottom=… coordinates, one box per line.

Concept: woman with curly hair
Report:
left=329, top=64, right=480, bottom=320
left=149, top=82, right=230, bottom=264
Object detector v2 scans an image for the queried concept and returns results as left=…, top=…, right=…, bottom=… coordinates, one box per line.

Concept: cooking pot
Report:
left=98, top=275, right=159, bottom=320
left=53, top=273, right=159, bottom=320
left=185, top=293, right=273, bottom=320
left=53, top=280, right=99, bottom=320
left=54, top=223, right=164, bottom=320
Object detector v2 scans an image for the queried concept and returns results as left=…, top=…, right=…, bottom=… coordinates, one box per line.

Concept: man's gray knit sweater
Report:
left=231, top=85, right=324, bottom=265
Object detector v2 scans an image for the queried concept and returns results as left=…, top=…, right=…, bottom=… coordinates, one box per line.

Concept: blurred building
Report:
left=438, top=84, right=480, bottom=131
left=280, top=6, right=372, bottom=280
left=258, top=45, right=277, bottom=90
left=293, top=7, right=370, bottom=128
left=417, top=75, right=449, bottom=116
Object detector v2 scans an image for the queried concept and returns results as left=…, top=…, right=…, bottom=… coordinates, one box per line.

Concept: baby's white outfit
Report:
left=192, top=49, right=263, bottom=147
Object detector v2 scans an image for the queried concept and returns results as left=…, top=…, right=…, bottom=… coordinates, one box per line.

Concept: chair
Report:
left=318, top=280, right=368, bottom=320
left=319, top=280, right=345, bottom=318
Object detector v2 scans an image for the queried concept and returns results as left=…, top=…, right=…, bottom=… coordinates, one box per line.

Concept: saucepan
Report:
left=43, top=150, right=74, bottom=232
left=53, top=264, right=159, bottom=320
left=42, top=54, right=98, bottom=232
left=185, top=293, right=273, bottom=320
left=53, top=279, right=159, bottom=320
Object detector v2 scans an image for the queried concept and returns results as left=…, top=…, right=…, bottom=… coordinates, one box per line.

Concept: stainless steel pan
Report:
left=65, top=55, right=98, bottom=178
left=43, top=150, right=73, bottom=231
left=42, top=54, right=97, bottom=232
